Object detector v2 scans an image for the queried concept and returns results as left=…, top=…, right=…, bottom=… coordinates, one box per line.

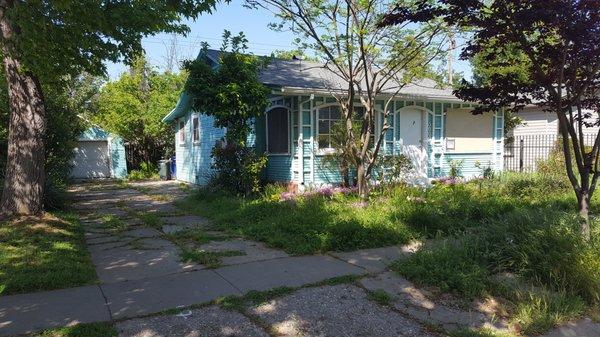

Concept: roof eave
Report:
left=273, top=86, right=466, bottom=103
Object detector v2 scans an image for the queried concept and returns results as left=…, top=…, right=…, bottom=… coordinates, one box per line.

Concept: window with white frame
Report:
left=192, top=115, right=200, bottom=143
left=317, top=105, right=342, bottom=149
left=178, top=119, right=186, bottom=145
left=317, top=105, right=374, bottom=149
left=266, top=107, right=289, bottom=154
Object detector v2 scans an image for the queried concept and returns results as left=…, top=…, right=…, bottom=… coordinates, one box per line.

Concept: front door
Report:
left=399, top=109, right=428, bottom=180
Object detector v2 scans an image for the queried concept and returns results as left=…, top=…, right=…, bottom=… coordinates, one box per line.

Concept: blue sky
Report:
left=106, top=1, right=472, bottom=80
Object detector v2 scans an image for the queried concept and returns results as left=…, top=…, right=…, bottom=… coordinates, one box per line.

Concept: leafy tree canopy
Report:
left=4, top=0, right=221, bottom=83
left=381, top=0, right=600, bottom=238
left=94, top=56, right=186, bottom=166
left=183, top=31, right=270, bottom=145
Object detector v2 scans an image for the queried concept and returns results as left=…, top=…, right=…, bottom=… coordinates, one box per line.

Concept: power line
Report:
left=143, top=35, right=294, bottom=50
left=142, top=39, right=295, bottom=56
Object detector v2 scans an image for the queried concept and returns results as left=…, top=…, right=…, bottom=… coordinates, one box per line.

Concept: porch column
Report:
left=297, top=98, right=304, bottom=188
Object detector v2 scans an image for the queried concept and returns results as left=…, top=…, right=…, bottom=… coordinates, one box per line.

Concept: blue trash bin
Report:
left=170, top=155, right=176, bottom=179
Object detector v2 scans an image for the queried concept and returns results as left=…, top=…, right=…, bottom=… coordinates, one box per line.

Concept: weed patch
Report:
left=136, top=212, right=163, bottom=229
left=368, top=289, right=392, bottom=306
left=163, top=229, right=230, bottom=246
left=448, top=328, right=517, bottom=337
left=33, top=322, right=116, bottom=337
left=99, top=214, right=128, bottom=232
left=180, top=249, right=245, bottom=268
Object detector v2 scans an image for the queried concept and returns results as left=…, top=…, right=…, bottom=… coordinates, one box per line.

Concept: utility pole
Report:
left=448, top=31, right=456, bottom=85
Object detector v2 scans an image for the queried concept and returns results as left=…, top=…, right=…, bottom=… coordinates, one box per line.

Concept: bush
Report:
left=210, top=143, right=267, bottom=195
left=127, top=162, right=159, bottom=181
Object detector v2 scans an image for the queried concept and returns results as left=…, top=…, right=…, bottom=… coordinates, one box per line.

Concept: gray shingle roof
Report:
left=259, top=58, right=459, bottom=101
left=205, top=49, right=459, bottom=101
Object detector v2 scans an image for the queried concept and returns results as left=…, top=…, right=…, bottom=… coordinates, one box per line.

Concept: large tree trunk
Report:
left=577, top=189, right=591, bottom=241
left=0, top=55, right=46, bottom=216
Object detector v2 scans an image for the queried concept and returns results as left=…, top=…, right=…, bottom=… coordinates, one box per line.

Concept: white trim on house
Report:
left=191, top=113, right=200, bottom=145
left=178, top=118, right=187, bottom=147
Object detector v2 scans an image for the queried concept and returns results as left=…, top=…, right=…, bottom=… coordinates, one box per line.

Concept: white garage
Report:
left=71, top=126, right=128, bottom=179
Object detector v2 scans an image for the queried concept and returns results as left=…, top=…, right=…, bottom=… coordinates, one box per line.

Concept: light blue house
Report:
left=71, top=126, right=128, bottom=179
left=163, top=50, right=504, bottom=188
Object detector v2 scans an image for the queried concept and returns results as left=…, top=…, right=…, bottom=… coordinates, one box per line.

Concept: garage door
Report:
left=71, top=141, right=111, bottom=179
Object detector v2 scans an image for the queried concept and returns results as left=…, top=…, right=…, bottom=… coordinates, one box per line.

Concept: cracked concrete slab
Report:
left=160, top=215, right=211, bottom=234
left=541, top=318, right=600, bottom=337
left=88, top=207, right=133, bottom=219
left=90, top=239, right=199, bottom=283
left=198, top=239, right=289, bottom=265
left=120, top=227, right=162, bottom=239
left=133, top=203, right=181, bottom=214
left=249, top=284, right=435, bottom=337
left=359, top=272, right=509, bottom=332
left=0, top=285, right=110, bottom=336
left=102, top=270, right=240, bottom=319
left=215, top=255, right=364, bottom=292
left=331, top=243, right=421, bottom=272
left=117, top=305, right=269, bottom=337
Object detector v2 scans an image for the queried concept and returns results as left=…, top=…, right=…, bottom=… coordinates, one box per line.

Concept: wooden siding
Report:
left=513, top=108, right=558, bottom=136
left=443, top=153, right=496, bottom=178
left=109, top=136, right=127, bottom=179
left=78, top=126, right=127, bottom=179
left=173, top=95, right=504, bottom=185
left=175, top=111, right=225, bottom=185
left=265, top=155, right=293, bottom=182
left=513, top=107, right=599, bottom=141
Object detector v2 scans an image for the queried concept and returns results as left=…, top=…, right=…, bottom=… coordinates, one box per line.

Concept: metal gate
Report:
left=504, top=134, right=597, bottom=172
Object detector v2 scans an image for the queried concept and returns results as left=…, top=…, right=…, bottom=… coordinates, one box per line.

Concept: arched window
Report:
left=266, top=107, right=290, bottom=154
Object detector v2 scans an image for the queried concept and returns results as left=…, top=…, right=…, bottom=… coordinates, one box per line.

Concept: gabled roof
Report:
left=259, top=58, right=457, bottom=100
left=163, top=49, right=460, bottom=123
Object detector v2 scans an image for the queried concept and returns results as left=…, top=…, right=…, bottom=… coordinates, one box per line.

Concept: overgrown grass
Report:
left=179, top=171, right=599, bottom=334
left=177, top=188, right=415, bottom=255
left=392, top=208, right=598, bottom=334
left=511, top=288, right=585, bottom=335
left=392, top=241, right=490, bottom=299
left=32, top=322, right=116, bottom=337
left=449, top=328, right=517, bottom=337
left=136, top=212, right=163, bottom=229
left=0, top=212, right=97, bottom=296
left=178, top=172, right=597, bottom=255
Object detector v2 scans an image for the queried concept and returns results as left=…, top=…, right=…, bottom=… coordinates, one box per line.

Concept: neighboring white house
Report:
left=512, top=106, right=599, bottom=137
left=71, top=126, right=128, bottom=179
left=504, top=106, right=599, bottom=171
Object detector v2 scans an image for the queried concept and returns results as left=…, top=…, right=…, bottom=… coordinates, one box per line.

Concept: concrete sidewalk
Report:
left=0, top=181, right=418, bottom=336
left=0, top=254, right=364, bottom=336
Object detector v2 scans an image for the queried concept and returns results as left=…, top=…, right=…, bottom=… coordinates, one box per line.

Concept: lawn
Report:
left=177, top=172, right=593, bottom=255
left=0, top=212, right=97, bottom=296
left=178, top=172, right=600, bottom=335
left=32, top=322, right=116, bottom=337
left=177, top=186, right=415, bottom=255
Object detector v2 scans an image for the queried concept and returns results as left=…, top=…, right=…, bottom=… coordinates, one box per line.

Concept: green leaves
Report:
left=94, top=55, right=186, bottom=161
left=184, top=32, right=269, bottom=145
left=5, top=0, right=221, bottom=83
